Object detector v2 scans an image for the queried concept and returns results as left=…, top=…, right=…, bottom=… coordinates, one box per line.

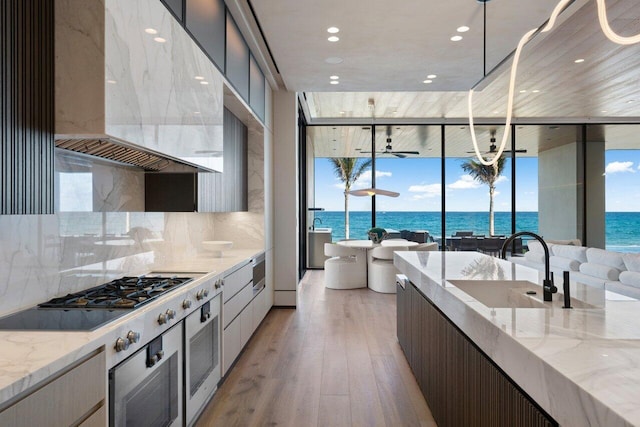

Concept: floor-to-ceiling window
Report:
left=444, top=125, right=513, bottom=248
left=309, top=125, right=372, bottom=241
left=373, top=125, right=442, bottom=242
left=514, top=125, right=540, bottom=234
left=601, top=124, right=640, bottom=252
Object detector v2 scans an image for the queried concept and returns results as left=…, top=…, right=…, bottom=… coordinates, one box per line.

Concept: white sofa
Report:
left=509, top=241, right=640, bottom=299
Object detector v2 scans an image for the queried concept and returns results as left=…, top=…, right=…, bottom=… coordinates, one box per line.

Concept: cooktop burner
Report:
left=39, top=276, right=193, bottom=310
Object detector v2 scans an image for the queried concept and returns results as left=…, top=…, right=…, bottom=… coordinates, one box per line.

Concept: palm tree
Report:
left=461, top=156, right=506, bottom=236
left=329, top=158, right=372, bottom=239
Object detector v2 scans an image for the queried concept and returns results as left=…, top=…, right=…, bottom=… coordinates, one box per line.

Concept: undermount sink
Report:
left=448, top=280, right=598, bottom=309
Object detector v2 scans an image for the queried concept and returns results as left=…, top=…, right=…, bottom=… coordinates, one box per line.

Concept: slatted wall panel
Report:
left=403, top=284, right=557, bottom=427
left=198, top=108, right=247, bottom=212
left=0, top=0, right=54, bottom=214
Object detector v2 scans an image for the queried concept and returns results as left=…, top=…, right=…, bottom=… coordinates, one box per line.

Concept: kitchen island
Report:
left=394, top=251, right=640, bottom=427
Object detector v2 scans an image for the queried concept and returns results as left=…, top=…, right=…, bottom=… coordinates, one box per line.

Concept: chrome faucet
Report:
left=501, top=231, right=557, bottom=302
left=312, top=217, right=323, bottom=230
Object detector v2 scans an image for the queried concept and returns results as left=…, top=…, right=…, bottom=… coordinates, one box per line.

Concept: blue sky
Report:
left=314, top=150, right=640, bottom=212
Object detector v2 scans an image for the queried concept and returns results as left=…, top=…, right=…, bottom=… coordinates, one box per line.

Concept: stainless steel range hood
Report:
left=55, top=0, right=224, bottom=173
left=55, top=136, right=201, bottom=172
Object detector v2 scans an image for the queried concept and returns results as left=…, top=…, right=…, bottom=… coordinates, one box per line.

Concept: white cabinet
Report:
left=0, top=350, right=106, bottom=427
left=221, top=258, right=271, bottom=376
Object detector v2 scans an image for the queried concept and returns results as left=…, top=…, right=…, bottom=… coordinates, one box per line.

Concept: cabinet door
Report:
left=225, top=12, right=250, bottom=101
left=1, top=0, right=54, bottom=214
left=0, top=351, right=105, bottom=426
left=240, top=302, right=253, bottom=347
left=185, top=0, right=226, bottom=70
left=161, top=0, right=184, bottom=22
left=223, top=315, right=241, bottom=375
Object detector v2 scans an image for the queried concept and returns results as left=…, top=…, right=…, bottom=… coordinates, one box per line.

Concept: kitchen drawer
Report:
left=223, top=315, right=241, bottom=375
left=0, top=350, right=105, bottom=427
left=223, top=262, right=252, bottom=302
left=252, top=287, right=268, bottom=331
left=79, top=404, right=106, bottom=427
left=240, top=304, right=253, bottom=348
left=223, top=281, right=253, bottom=328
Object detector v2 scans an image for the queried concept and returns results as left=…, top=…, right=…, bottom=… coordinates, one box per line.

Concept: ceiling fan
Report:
left=361, top=126, right=420, bottom=158
left=466, top=130, right=527, bottom=156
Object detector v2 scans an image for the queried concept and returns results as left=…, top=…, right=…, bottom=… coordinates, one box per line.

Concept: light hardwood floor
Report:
left=196, top=270, right=437, bottom=427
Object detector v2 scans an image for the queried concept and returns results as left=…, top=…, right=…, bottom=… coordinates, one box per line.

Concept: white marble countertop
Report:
left=394, top=251, right=640, bottom=427
left=0, top=248, right=263, bottom=408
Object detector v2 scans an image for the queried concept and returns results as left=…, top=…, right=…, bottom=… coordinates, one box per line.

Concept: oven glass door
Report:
left=185, top=294, right=221, bottom=425
left=110, top=325, right=183, bottom=427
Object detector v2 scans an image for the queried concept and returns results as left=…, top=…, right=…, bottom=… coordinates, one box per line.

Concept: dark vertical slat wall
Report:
left=399, top=283, right=558, bottom=427
left=197, top=108, right=247, bottom=212
left=0, top=0, right=54, bottom=215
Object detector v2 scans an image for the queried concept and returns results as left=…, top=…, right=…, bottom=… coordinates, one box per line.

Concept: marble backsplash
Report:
left=0, top=151, right=265, bottom=317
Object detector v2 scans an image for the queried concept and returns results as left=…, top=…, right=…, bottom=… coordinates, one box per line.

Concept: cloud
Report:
left=495, top=175, right=508, bottom=185
left=447, top=175, right=481, bottom=190
left=606, top=161, right=635, bottom=174
left=408, top=183, right=441, bottom=198
left=352, top=170, right=392, bottom=189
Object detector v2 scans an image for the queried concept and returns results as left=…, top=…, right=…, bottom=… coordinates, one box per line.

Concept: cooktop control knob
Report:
left=182, top=299, right=192, bottom=309
left=126, top=330, right=140, bottom=344
left=115, top=337, right=129, bottom=352
left=196, top=289, right=209, bottom=300
left=157, top=350, right=165, bottom=360
left=166, top=309, right=176, bottom=320
left=158, top=313, right=168, bottom=325
left=214, top=279, right=222, bottom=289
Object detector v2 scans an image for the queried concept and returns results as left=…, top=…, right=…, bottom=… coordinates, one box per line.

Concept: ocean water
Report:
left=311, top=211, right=640, bottom=253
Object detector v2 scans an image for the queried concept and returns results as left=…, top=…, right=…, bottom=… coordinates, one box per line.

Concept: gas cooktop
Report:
left=0, top=275, right=194, bottom=331
left=39, top=276, right=193, bottom=309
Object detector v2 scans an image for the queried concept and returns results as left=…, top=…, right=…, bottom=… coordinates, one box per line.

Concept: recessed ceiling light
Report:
left=423, top=79, right=433, bottom=84
left=325, top=57, right=344, bottom=64
left=627, top=100, right=635, bottom=103
left=532, top=89, right=540, bottom=93
left=328, top=36, right=339, bottom=42
left=520, top=89, right=527, bottom=93
left=154, top=37, right=166, bottom=43
left=427, top=74, right=437, bottom=79
left=601, top=110, right=608, bottom=113
left=330, top=75, right=339, bottom=80
left=200, top=81, right=209, bottom=85
left=493, top=111, right=499, bottom=114
left=330, top=81, right=339, bottom=85
left=194, top=111, right=201, bottom=114
left=457, top=26, right=470, bottom=33
left=339, top=111, right=345, bottom=115
left=106, top=79, right=117, bottom=84
left=145, top=28, right=158, bottom=34
left=327, top=27, right=339, bottom=33
left=450, top=35, right=463, bottom=42
left=194, top=76, right=204, bottom=80
left=574, top=58, right=585, bottom=63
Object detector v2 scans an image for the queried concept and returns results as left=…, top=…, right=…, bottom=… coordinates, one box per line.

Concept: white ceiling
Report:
left=247, top=0, right=640, bottom=121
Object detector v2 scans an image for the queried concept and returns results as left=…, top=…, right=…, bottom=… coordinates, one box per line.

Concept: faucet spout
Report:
left=312, top=217, right=323, bottom=230
left=501, top=231, right=557, bottom=302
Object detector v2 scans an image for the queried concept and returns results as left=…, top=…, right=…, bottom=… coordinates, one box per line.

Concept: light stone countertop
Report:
left=0, top=248, right=264, bottom=408
left=394, top=250, right=640, bottom=427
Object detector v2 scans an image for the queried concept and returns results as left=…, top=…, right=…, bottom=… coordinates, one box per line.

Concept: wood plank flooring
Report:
left=196, top=270, right=437, bottom=427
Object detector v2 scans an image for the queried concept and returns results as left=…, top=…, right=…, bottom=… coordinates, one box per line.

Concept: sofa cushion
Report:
left=527, top=241, right=554, bottom=254
left=619, top=271, right=640, bottom=288
left=579, top=262, right=621, bottom=281
left=549, top=256, right=581, bottom=271
left=546, top=239, right=581, bottom=246
left=524, top=250, right=544, bottom=264
left=551, top=245, right=588, bottom=263
left=622, top=253, right=640, bottom=273
left=585, top=248, right=626, bottom=271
